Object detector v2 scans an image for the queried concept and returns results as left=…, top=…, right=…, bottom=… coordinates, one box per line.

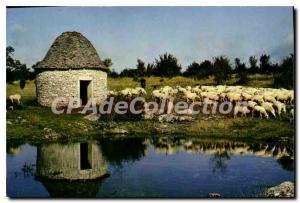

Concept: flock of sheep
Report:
left=108, top=85, right=294, bottom=119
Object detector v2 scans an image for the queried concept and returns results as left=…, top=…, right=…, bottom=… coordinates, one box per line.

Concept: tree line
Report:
left=107, top=52, right=294, bottom=89
left=6, top=46, right=294, bottom=89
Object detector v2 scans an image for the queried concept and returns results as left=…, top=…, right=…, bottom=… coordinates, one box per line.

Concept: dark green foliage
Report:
left=248, top=56, right=258, bottom=74
left=120, top=68, right=138, bottom=77
left=212, top=56, right=232, bottom=85
left=136, top=59, right=146, bottom=77
left=6, top=46, right=32, bottom=85
left=104, top=58, right=119, bottom=78
left=273, top=54, right=294, bottom=89
left=184, top=60, right=213, bottom=79
left=259, top=54, right=272, bottom=73
left=236, top=63, right=248, bottom=85
left=146, top=63, right=155, bottom=77
left=108, top=69, right=119, bottom=78
left=103, top=58, right=113, bottom=68
left=152, top=53, right=182, bottom=77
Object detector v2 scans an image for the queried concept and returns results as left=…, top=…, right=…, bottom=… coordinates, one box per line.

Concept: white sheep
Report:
left=261, top=102, right=276, bottom=118
left=252, top=106, right=269, bottom=119
left=9, top=94, right=21, bottom=104
left=227, top=92, right=241, bottom=103
left=263, top=95, right=276, bottom=103
left=242, top=92, right=252, bottom=101
left=247, top=101, right=258, bottom=109
left=252, top=95, right=264, bottom=104
left=234, top=106, right=250, bottom=118
left=273, top=101, right=286, bottom=116
left=184, top=91, right=199, bottom=102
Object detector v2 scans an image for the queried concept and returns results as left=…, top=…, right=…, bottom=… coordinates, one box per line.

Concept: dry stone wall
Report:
left=36, top=69, right=107, bottom=107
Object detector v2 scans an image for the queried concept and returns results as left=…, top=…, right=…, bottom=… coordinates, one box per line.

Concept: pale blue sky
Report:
left=7, top=7, right=294, bottom=72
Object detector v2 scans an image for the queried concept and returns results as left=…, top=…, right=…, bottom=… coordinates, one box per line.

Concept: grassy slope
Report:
left=108, top=74, right=274, bottom=91
left=6, top=74, right=293, bottom=144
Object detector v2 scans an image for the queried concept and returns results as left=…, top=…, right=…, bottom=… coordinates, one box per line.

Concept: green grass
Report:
left=7, top=104, right=294, bottom=144
left=6, top=74, right=293, bottom=144
left=108, top=74, right=274, bottom=92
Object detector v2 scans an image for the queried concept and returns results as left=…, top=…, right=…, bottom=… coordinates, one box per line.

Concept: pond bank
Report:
left=7, top=105, right=294, bottom=144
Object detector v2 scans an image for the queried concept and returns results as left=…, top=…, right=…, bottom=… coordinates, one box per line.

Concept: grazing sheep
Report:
left=253, top=106, right=269, bottom=119
left=9, top=94, right=21, bottom=104
left=242, top=92, right=252, bottom=101
left=152, top=90, right=167, bottom=100
left=252, top=95, right=264, bottom=104
left=227, top=92, right=241, bottom=103
left=234, top=106, right=250, bottom=118
left=261, top=102, right=276, bottom=118
left=247, top=101, right=258, bottom=109
left=263, top=95, right=276, bottom=103
left=273, top=101, right=286, bottom=116
left=184, top=91, right=199, bottom=102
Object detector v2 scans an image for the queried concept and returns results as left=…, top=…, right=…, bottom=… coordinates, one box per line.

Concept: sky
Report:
left=7, top=7, right=294, bottom=72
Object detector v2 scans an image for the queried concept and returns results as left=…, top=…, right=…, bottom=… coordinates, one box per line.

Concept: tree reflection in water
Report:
left=210, top=151, right=231, bottom=174
left=11, top=136, right=293, bottom=197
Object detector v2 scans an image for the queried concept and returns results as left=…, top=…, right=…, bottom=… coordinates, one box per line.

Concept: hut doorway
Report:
left=80, top=80, right=91, bottom=106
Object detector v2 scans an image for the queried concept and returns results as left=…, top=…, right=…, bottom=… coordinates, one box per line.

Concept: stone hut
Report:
left=36, top=141, right=108, bottom=197
left=33, top=31, right=108, bottom=107
left=36, top=141, right=108, bottom=180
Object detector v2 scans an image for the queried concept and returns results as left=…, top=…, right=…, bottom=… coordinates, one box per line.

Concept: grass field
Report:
left=6, top=74, right=293, bottom=144
left=7, top=74, right=274, bottom=100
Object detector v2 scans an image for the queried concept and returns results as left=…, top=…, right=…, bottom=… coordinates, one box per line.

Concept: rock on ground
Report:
left=106, top=128, right=128, bottom=134
left=264, top=181, right=294, bottom=198
left=207, top=192, right=222, bottom=198
left=43, top=127, right=61, bottom=139
left=84, top=113, right=100, bottom=121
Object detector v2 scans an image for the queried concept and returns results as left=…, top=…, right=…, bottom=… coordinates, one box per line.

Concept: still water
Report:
left=7, top=137, right=294, bottom=198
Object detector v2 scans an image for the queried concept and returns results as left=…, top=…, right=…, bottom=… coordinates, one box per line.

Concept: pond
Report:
left=7, top=137, right=294, bottom=198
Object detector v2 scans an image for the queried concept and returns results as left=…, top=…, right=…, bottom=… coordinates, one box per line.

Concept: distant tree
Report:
left=152, top=53, right=181, bottom=77
left=146, top=63, right=155, bottom=77
left=103, top=58, right=119, bottom=78
left=212, top=56, right=232, bottom=85
left=184, top=62, right=200, bottom=78
left=109, top=69, right=119, bottom=78
left=184, top=60, right=213, bottom=79
left=199, top=60, right=213, bottom=77
left=236, top=63, right=248, bottom=85
left=136, top=59, right=146, bottom=77
left=248, top=56, right=258, bottom=74
left=234, top=58, right=241, bottom=71
left=103, top=58, right=113, bottom=68
left=259, top=54, right=272, bottom=73
left=119, top=68, right=138, bottom=78
left=6, top=46, right=31, bottom=86
left=273, top=54, right=294, bottom=89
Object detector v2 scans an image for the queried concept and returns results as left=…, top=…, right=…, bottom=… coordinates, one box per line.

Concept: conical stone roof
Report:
left=33, top=31, right=107, bottom=70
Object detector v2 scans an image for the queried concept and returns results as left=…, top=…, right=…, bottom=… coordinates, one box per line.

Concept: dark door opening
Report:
left=80, top=80, right=91, bottom=106
left=80, top=143, right=92, bottom=170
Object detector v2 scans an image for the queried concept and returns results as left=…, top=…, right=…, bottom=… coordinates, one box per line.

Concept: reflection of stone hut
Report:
left=36, top=141, right=108, bottom=180
left=33, top=31, right=108, bottom=107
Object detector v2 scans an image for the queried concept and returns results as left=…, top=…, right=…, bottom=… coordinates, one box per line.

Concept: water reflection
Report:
left=151, top=137, right=294, bottom=161
left=35, top=141, right=108, bottom=198
left=99, top=137, right=147, bottom=167
left=6, top=137, right=294, bottom=198
left=150, top=137, right=294, bottom=174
